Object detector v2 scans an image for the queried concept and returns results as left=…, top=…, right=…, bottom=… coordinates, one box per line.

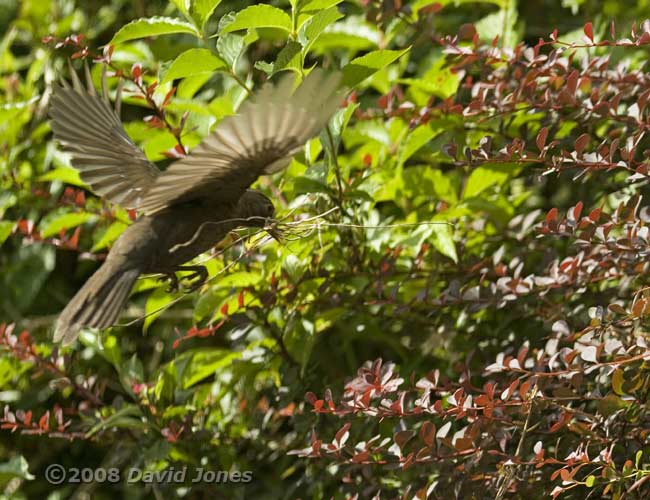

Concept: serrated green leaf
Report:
left=162, top=48, right=226, bottom=83
left=310, top=17, right=380, bottom=52
left=342, top=48, right=410, bottom=88
left=170, top=0, right=190, bottom=16
left=298, top=6, right=343, bottom=53
left=217, top=33, right=245, bottom=69
left=192, top=0, right=223, bottom=30
left=219, top=5, right=292, bottom=34
left=110, top=17, right=200, bottom=45
left=40, top=212, right=96, bottom=238
left=299, top=0, right=342, bottom=13
left=258, top=40, right=302, bottom=75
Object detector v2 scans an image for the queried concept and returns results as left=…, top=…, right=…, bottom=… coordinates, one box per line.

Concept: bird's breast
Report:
left=108, top=204, right=238, bottom=273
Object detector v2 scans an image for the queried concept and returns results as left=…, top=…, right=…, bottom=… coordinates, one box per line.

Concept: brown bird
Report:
left=50, top=63, right=341, bottom=345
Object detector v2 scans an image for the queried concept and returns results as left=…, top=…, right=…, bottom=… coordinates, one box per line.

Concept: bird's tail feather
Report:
left=54, top=263, right=140, bottom=345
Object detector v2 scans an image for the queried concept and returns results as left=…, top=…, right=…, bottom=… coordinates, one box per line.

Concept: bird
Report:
left=49, top=62, right=341, bottom=345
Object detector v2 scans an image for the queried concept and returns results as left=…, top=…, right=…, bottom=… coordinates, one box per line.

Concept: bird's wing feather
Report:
left=49, top=63, right=160, bottom=209
left=138, top=69, right=341, bottom=215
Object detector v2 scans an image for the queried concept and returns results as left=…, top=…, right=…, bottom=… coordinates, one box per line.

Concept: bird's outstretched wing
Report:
left=49, top=63, right=160, bottom=209
left=138, top=69, right=342, bottom=215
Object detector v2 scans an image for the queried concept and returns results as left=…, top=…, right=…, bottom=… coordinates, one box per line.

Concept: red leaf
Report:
left=419, top=2, right=442, bottom=14
left=536, top=126, right=548, bottom=151
left=334, top=422, right=351, bottom=446
left=549, top=411, right=572, bottom=433
left=74, top=190, right=86, bottom=206
left=545, top=207, right=558, bottom=224
left=574, top=133, right=590, bottom=155
left=163, top=86, right=176, bottom=107
left=39, top=411, right=49, bottom=431
left=131, top=63, right=142, bottom=80
left=68, top=226, right=81, bottom=249
left=588, top=207, right=601, bottom=222
left=584, top=22, right=594, bottom=42
left=220, top=303, right=229, bottom=316
left=573, top=201, right=583, bottom=220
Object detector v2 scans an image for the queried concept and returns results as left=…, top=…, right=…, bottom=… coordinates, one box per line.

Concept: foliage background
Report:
left=3, top=0, right=650, bottom=498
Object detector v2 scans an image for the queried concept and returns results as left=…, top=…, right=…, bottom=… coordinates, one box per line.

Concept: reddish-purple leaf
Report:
left=574, top=133, right=589, bottom=155
left=536, top=126, right=548, bottom=152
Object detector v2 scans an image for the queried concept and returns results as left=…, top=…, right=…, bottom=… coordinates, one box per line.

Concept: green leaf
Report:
left=110, top=17, right=200, bottom=45
left=192, top=0, right=223, bottom=30
left=162, top=48, right=227, bottom=83
left=299, top=0, right=342, bottom=13
left=85, top=405, right=145, bottom=438
left=612, top=368, right=625, bottom=395
left=179, top=349, right=242, bottom=388
left=219, top=5, right=292, bottom=34
left=170, top=0, right=190, bottom=16
left=398, top=124, right=437, bottom=166
left=342, top=48, right=410, bottom=88
left=463, top=164, right=514, bottom=199
left=216, top=15, right=248, bottom=69
left=0, top=456, right=35, bottom=482
left=298, top=6, right=343, bottom=53
left=101, top=335, right=122, bottom=369
left=284, top=318, right=315, bottom=374
left=143, top=287, right=175, bottom=333
left=585, top=475, right=596, bottom=487
left=430, top=223, right=457, bottom=262
left=597, top=393, right=628, bottom=416
left=283, top=254, right=306, bottom=282
left=0, top=220, right=14, bottom=245
left=38, top=166, right=85, bottom=187
left=256, top=41, right=302, bottom=75
left=40, top=211, right=96, bottom=238
left=91, top=221, right=128, bottom=252
left=154, top=363, right=177, bottom=403
left=310, top=16, right=380, bottom=52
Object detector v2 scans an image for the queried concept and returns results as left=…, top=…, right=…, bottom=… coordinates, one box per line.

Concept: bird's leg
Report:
left=159, top=272, right=180, bottom=293
left=175, top=265, right=209, bottom=292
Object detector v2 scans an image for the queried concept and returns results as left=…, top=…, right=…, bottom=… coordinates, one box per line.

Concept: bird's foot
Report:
left=159, top=273, right=180, bottom=293
left=176, top=265, right=208, bottom=293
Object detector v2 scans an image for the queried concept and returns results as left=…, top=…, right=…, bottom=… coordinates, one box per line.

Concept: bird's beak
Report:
left=265, top=220, right=283, bottom=242
left=266, top=227, right=283, bottom=242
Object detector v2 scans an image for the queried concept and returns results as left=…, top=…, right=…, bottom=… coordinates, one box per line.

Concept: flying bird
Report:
left=49, top=63, right=341, bottom=345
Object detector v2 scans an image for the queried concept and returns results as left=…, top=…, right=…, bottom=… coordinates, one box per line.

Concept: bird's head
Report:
left=236, top=190, right=281, bottom=241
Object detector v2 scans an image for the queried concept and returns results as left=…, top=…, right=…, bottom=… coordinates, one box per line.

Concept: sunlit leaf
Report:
left=110, top=17, right=200, bottom=44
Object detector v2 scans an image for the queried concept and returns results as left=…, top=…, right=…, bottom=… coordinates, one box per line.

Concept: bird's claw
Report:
left=159, top=273, right=180, bottom=293
left=175, top=266, right=208, bottom=293
left=184, top=271, right=207, bottom=293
